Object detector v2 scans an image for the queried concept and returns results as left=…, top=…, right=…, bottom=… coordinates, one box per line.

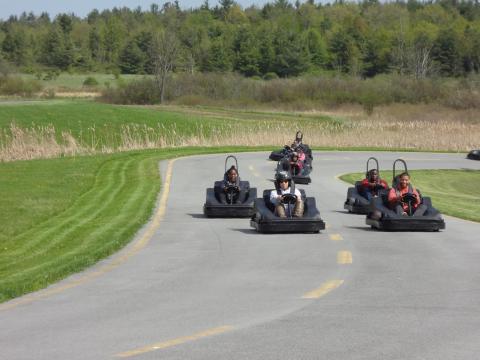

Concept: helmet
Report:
left=275, top=171, right=291, bottom=182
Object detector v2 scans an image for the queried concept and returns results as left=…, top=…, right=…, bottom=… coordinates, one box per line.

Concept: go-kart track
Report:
left=1, top=152, right=480, bottom=360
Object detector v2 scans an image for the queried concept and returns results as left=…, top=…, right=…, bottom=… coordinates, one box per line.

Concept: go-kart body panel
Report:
left=250, top=190, right=325, bottom=233
left=203, top=183, right=257, bottom=218
left=343, top=183, right=371, bottom=214
left=269, top=151, right=286, bottom=161
left=366, top=195, right=445, bottom=231
left=467, top=150, right=480, bottom=160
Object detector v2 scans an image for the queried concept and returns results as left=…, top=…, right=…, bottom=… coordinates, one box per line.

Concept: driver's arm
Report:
left=294, top=188, right=302, bottom=200
left=270, top=190, right=281, bottom=205
left=388, top=188, right=399, bottom=204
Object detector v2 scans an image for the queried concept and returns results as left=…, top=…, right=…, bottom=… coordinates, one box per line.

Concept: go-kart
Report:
left=203, top=155, right=257, bottom=217
left=467, top=149, right=480, bottom=160
left=276, top=155, right=312, bottom=185
left=268, top=131, right=313, bottom=162
left=250, top=184, right=325, bottom=233
left=365, top=159, right=446, bottom=231
left=344, top=157, right=387, bottom=214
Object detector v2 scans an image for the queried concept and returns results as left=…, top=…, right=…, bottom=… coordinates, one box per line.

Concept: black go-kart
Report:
left=344, top=157, right=387, bottom=214
left=203, top=155, right=257, bottom=217
left=268, top=131, right=313, bottom=162
left=276, top=156, right=312, bottom=185
left=250, top=183, right=325, bottom=233
left=467, top=149, right=480, bottom=160
left=366, top=159, right=446, bottom=231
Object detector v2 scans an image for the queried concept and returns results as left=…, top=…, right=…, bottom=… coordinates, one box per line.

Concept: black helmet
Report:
left=275, top=171, right=291, bottom=182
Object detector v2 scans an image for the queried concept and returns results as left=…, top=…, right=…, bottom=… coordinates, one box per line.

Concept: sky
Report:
left=0, top=0, right=272, bottom=19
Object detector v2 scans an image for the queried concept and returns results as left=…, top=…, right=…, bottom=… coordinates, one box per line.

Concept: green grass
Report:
left=0, top=146, right=269, bottom=303
left=340, top=170, right=480, bottom=222
left=0, top=100, right=342, bottom=151
left=18, top=73, right=145, bottom=91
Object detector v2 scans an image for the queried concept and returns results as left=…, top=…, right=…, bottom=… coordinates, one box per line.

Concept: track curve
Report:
left=1, top=151, right=479, bottom=360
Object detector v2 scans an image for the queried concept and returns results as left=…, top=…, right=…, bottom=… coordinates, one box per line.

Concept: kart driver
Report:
left=289, top=152, right=304, bottom=175
left=358, top=169, right=388, bottom=201
left=219, top=166, right=240, bottom=204
left=270, top=171, right=304, bottom=218
left=388, top=172, right=426, bottom=216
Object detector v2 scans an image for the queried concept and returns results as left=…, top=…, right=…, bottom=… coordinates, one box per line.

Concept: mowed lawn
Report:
left=340, top=170, right=480, bottom=222
left=0, top=146, right=266, bottom=303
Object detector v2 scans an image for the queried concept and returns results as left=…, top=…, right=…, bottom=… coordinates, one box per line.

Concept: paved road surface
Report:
left=1, top=152, right=479, bottom=359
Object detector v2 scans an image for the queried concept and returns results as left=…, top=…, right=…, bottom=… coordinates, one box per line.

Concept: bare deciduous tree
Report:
left=411, top=42, right=434, bottom=79
left=151, top=30, right=179, bottom=103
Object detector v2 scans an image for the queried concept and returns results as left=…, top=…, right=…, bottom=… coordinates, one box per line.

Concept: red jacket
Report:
left=360, top=178, right=388, bottom=193
left=388, top=186, right=421, bottom=212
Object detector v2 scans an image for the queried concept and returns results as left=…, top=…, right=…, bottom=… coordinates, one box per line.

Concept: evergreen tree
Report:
left=1, top=28, right=28, bottom=65
left=41, top=25, right=73, bottom=69
left=119, top=39, right=145, bottom=73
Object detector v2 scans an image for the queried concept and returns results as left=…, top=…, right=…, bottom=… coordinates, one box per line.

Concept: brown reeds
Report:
left=1, top=104, right=479, bottom=162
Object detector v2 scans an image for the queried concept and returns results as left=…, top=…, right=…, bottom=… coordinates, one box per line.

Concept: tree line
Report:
left=1, top=0, right=480, bottom=79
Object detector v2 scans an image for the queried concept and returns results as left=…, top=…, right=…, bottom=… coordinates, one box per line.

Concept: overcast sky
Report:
left=0, top=0, right=273, bottom=19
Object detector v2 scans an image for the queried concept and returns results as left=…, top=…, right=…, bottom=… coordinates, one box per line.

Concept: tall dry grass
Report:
left=1, top=103, right=479, bottom=162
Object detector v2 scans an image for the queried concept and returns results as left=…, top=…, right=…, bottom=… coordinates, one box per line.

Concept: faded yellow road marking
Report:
left=0, top=159, right=177, bottom=312
left=248, top=165, right=260, bottom=177
left=337, top=251, right=353, bottom=264
left=116, top=326, right=234, bottom=358
left=329, top=233, right=343, bottom=241
left=302, top=280, right=344, bottom=299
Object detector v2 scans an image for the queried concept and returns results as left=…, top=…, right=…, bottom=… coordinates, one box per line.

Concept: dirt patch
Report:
left=55, top=92, right=101, bottom=98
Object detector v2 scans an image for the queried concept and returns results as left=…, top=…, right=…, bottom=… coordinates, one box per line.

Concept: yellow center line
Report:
left=248, top=165, right=260, bottom=177
left=337, top=251, right=353, bottom=264
left=302, top=280, right=344, bottom=299
left=116, top=326, right=234, bottom=358
left=0, top=159, right=177, bottom=312
left=329, top=233, right=343, bottom=241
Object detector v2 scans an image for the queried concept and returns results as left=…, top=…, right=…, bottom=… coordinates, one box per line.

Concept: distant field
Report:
left=18, top=73, right=145, bottom=91
left=0, top=100, right=339, bottom=161
left=1, top=99, right=479, bottom=162
left=340, top=170, right=480, bottom=222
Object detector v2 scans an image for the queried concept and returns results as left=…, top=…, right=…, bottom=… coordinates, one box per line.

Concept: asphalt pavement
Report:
left=1, top=151, right=479, bottom=360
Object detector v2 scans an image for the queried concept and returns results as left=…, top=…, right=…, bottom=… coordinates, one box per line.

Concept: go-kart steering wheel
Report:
left=281, top=193, right=297, bottom=204
left=225, top=185, right=240, bottom=204
left=401, top=193, right=417, bottom=204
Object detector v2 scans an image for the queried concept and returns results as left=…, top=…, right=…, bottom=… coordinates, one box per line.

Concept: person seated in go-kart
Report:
left=289, top=152, right=304, bottom=175
left=218, top=166, right=241, bottom=204
left=269, top=171, right=304, bottom=218
left=358, top=169, right=388, bottom=201
left=388, top=172, right=427, bottom=216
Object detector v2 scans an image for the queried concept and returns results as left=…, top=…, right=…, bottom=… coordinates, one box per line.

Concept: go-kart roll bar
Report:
left=224, top=155, right=240, bottom=187
left=393, top=159, right=408, bottom=179
left=366, top=157, right=380, bottom=175
left=224, top=155, right=239, bottom=174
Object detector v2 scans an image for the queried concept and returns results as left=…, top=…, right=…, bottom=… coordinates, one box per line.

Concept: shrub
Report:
left=98, top=72, right=480, bottom=110
left=263, top=72, right=279, bottom=80
left=100, top=78, right=160, bottom=104
left=83, top=76, right=99, bottom=86
left=0, top=75, right=43, bottom=96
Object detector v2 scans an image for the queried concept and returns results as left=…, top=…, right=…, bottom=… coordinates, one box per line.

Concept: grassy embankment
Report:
left=0, top=146, right=269, bottom=303
left=340, top=170, right=480, bottom=222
